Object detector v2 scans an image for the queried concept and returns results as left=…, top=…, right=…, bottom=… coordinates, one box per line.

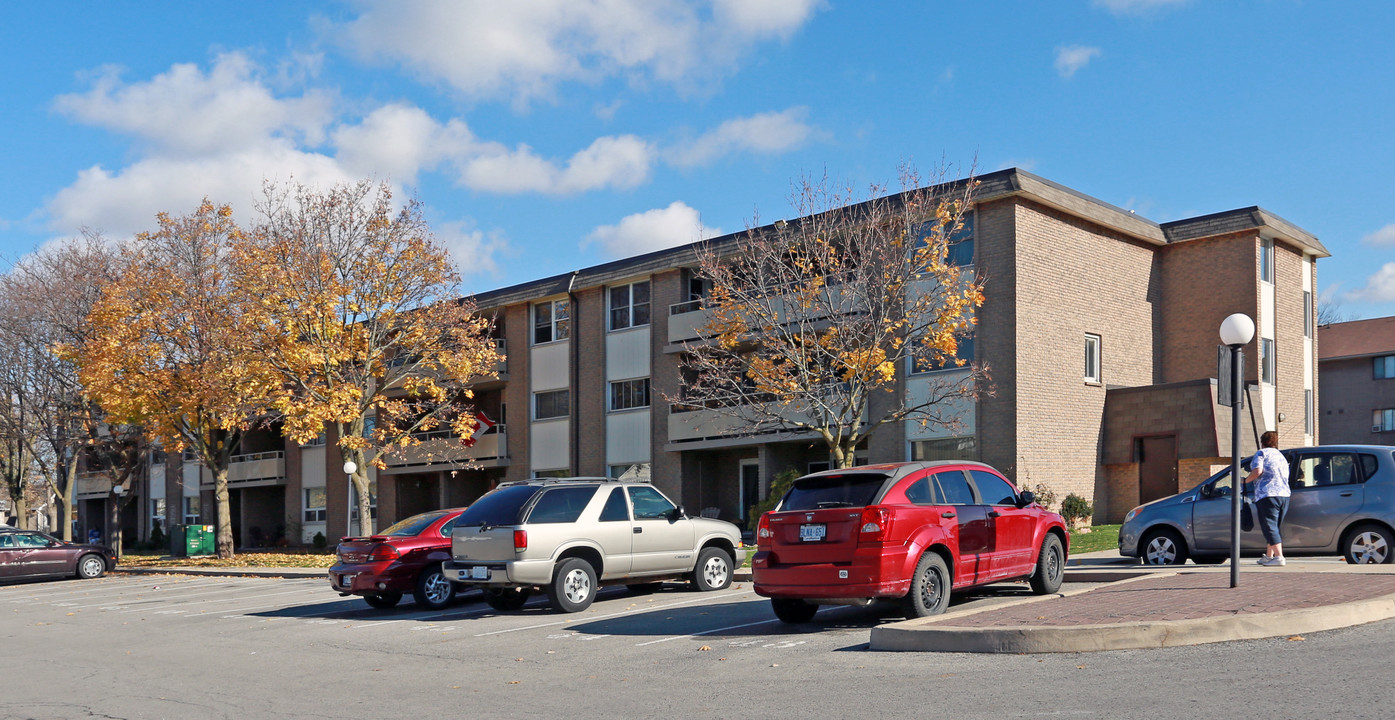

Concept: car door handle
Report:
left=634, top=527, right=643, bottom=534
left=1340, top=492, right=1354, bottom=497
left=941, top=512, right=956, bottom=519
left=988, top=510, right=1002, bottom=518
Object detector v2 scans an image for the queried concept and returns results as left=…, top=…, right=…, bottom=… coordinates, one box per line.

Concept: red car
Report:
left=0, top=529, right=114, bottom=582
left=752, top=461, right=1068, bottom=623
left=330, top=508, right=467, bottom=610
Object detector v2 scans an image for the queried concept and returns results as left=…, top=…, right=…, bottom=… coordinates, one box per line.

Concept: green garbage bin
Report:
left=187, top=525, right=215, bottom=556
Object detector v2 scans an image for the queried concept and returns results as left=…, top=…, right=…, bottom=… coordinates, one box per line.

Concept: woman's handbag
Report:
left=1240, top=494, right=1256, bottom=532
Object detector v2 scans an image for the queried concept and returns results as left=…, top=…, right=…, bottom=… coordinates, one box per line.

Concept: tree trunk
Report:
left=212, top=467, right=234, bottom=559
left=12, top=495, right=28, bottom=530
left=61, top=463, right=78, bottom=541
left=108, top=492, right=123, bottom=559
left=352, top=471, right=374, bottom=536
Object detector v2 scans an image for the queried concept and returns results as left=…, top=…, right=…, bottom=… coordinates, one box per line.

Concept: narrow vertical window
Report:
left=1261, top=338, right=1276, bottom=384
left=1260, top=238, right=1275, bottom=284
left=1305, top=389, right=1314, bottom=435
left=1303, top=291, right=1313, bottom=338
left=1084, top=333, right=1102, bottom=384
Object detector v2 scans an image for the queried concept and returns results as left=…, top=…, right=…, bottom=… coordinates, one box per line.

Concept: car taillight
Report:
left=858, top=506, right=891, bottom=544
left=367, top=544, right=400, bottom=562
left=756, top=513, right=773, bottom=550
left=514, top=529, right=528, bottom=552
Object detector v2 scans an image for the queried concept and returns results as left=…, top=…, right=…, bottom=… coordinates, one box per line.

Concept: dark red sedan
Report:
left=752, top=461, right=1068, bottom=623
left=329, top=508, right=466, bottom=610
left=0, top=529, right=114, bottom=581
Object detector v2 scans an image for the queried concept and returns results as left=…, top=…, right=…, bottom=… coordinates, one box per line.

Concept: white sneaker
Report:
left=1255, top=556, right=1271, bottom=565
left=1259, top=556, right=1286, bottom=567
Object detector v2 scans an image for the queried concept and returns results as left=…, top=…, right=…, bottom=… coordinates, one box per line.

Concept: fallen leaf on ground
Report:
left=1287, top=635, right=1305, bottom=641
left=698, top=646, right=711, bottom=651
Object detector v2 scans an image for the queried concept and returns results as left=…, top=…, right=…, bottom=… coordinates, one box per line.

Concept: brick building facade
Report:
left=1318, top=316, right=1395, bottom=445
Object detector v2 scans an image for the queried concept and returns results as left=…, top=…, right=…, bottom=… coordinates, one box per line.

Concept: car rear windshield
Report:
left=378, top=511, right=449, bottom=537
left=455, top=485, right=543, bottom=527
left=781, top=472, right=889, bottom=511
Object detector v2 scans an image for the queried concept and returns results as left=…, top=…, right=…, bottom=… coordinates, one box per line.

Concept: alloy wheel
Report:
left=562, top=567, right=592, bottom=604
left=702, top=555, right=729, bottom=589
left=1145, top=536, right=1178, bottom=564
left=1351, top=531, right=1389, bottom=564
left=423, top=572, right=452, bottom=603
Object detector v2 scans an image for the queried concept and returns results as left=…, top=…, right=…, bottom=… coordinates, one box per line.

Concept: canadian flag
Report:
left=460, top=411, right=495, bottom=447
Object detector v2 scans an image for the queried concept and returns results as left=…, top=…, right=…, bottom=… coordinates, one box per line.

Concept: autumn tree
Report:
left=68, top=202, right=275, bottom=558
left=675, top=167, right=986, bottom=469
left=237, top=180, right=500, bottom=535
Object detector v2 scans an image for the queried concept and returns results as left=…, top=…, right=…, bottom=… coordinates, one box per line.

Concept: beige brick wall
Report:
left=1158, top=232, right=1258, bottom=384
left=1272, top=241, right=1309, bottom=446
left=975, top=198, right=1019, bottom=475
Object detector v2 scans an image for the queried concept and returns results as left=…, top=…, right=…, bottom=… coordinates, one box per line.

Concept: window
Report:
left=150, top=449, right=167, bottom=465
left=533, top=299, right=570, bottom=345
left=917, top=212, right=975, bottom=267
left=912, top=333, right=975, bottom=374
left=526, top=487, right=596, bottom=524
left=183, top=497, right=201, bottom=524
left=303, top=488, right=327, bottom=523
left=1085, top=333, right=1102, bottom=384
left=609, top=280, right=651, bottom=331
left=1260, top=238, right=1274, bottom=284
left=599, top=487, right=630, bottom=522
left=903, top=477, right=934, bottom=504
left=1261, top=338, right=1275, bottom=385
left=1305, top=389, right=1314, bottom=436
left=182, top=448, right=197, bottom=462
left=932, top=470, right=976, bottom=505
left=1304, top=291, right=1313, bottom=338
left=1290, top=453, right=1363, bottom=489
left=535, top=389, right=570, bottom=420
left=608, top=463, right=651, bottom=482
left=807, top=461, right=832, bottom=474
left=533, top=469, right=571, bottom=479
left=1374, top=409, right=1395, bottom=433
left=970, top=470, right=1019, bottom=506
left=150, top=499, right=166, bottom=529
left=628, top=485, right=677, bottom=520
left=609, top=378, right=650, bottom=411
left=1374, top=355, right=1395, bottom=379
left=910, top=437, right=978, bottom=462
left=301, top=434, right=326, bottom=448
left=782, top=472, right=886, bottom=511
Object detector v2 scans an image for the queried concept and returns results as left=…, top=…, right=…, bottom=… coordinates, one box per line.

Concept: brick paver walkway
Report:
left=948, top=572, right=1395, bottom=627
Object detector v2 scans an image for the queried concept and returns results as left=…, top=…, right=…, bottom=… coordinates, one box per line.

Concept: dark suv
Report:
left=443, top=478, right=744, bottom=613
left=752, top=461, right=1068, bottom=623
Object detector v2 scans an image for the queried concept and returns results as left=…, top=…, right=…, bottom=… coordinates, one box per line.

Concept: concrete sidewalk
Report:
left=873, top=551, right=1395, bottom=653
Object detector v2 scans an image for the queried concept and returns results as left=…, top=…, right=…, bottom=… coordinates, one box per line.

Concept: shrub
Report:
left=1029, top=483, right=1058, bottom=513
left=1061, top=493, right=1093, bottom=527
left=312, top=531, right=327, bottom=549
left=747, top=467, right=802, bottom=527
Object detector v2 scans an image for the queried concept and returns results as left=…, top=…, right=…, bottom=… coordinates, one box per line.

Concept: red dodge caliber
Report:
left=752, top=461, right=1068, bottom=623
left=330, top=508, right=467, bottom=610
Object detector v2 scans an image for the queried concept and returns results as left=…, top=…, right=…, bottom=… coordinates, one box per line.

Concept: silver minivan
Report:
left=1120, top=445, right=1395, bottom=565
left=443, top=478, right=744, bottom=612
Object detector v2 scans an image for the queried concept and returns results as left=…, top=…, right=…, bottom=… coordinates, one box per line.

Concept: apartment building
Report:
left=1317, top=316, right=1395, bottom=444
left=85, top=168, right=1326, bottom=546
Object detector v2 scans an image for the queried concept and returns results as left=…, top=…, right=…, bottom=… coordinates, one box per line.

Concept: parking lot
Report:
left=5, top=571, right=1393, bottom=719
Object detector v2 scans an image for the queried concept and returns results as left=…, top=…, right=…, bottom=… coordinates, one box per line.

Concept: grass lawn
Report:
left=1068, top=524, right=1120, bottom=555
left=119, top=550, right=336, bottom=568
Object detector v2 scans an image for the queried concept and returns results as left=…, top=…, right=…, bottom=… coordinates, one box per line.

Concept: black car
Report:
left=0, top=529, right=115, bottom=581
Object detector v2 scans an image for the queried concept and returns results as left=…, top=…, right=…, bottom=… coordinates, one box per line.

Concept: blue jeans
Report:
left=1256, top=496, right=1289, bottom=546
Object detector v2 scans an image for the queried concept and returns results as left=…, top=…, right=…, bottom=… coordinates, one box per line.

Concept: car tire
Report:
left=1343, top=523, right=1394, bottom=564
left=364, top=592, right=402, bottom=609
left=771, top=598, right=819, bottom=624
left=484, top=587, right=532, bottom=611
left=901, top=551, right=951, bottom=618
left=75, top=554, right=106, bottom=580
left=691, top=546, right=733, bottom=592
left=547, top=557, right=597, bottom=613
left=413, top=564, right=457, bottom=610
left=1028, top=534, right=1065, bottom=595
left=1139, top=529, right=1189, bottom=566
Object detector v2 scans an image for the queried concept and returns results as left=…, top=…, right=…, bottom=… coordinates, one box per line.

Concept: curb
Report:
left=115, top=567, right=327, bottom=580
left=870, top=576, right=1395, bottom=654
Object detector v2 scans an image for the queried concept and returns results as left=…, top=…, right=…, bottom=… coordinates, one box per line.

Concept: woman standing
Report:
left=1244, top=430, right=1291, bottom=566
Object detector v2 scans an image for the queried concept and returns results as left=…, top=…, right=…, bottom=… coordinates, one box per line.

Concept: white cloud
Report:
left=53, top=52, right=334, bottom=157
left=1346, top=262, right=1395, bottom=303
left=458, top=135, right=654, bottom=194
left=584, top=201, right=722, bottom=258
left=336, top=0, right=823, bottom=102
left=332, top=104, right=474, bottom=184
left=1093, top=0, right=1190, bottom=15
left=436, top=221, right=508, bottom=278
left=1362, top=224, right=1395, bottom=247
left=1055, top=45, right=1102, bottom=78
left=667, top=108, right=817, bottom=168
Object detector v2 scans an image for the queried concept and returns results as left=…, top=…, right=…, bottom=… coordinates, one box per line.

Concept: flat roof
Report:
left=1319, top=316, right=1395, bottom=360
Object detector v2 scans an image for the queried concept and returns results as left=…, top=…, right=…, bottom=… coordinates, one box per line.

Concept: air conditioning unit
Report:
left=1374, top=425, right=1383, bottom=433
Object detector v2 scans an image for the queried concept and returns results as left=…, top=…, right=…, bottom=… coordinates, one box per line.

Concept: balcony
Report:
left=76, top=471, right=109, bottom=499
left=668, top=300, right=712, bottom=344
left=223, top=451, right=287, bottom=488
left=667, top=393, right=862, bottom=448
left=381, top=426, right=509, bottom=471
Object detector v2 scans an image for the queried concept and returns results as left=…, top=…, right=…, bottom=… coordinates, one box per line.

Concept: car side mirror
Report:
left=1016, top=491, right=1036, bottom=508
left=669, top=506, right=686, bottom=522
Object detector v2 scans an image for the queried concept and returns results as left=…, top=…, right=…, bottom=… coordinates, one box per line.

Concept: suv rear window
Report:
left=456, top=485, right=542, bottom=527
left=781, top=473, right=889, bottom=511
left=526, top=487, right=597, bottom=524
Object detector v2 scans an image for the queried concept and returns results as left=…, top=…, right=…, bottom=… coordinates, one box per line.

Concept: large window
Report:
left=533, top=299, right=570, bottom=345
left=1374, top=409, right=1395, bottom=433
left=1260, top=238, right=1274, bottom=284
left=609, top=280, right=651, bottom=331
left=910, top=437, right=978, bottom=462
left=609, top=378, right=650, bottom=411
left=1261, top=338, right=1275, bottom=384
left=1374, top=355, right=1395, bottom=379
left=916, top=212, right=975, bottom=267
left=303, top=487, right=327, bottom=523
left=150, top=499, right=166, bottom=530
left=183, top=497, right=201, bottom=525
left=535, top=389, right=570, bottom=420
left=1085, top=333, right=1102, bottom=384
left=911, top=334, right=975, bottom=374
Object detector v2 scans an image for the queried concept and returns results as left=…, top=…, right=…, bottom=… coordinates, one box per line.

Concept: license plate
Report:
left=470, top=566, right=489, bottom=580
left=339, top=573, right=355, bottom=587
left=799, top=523, right=826, bottom=542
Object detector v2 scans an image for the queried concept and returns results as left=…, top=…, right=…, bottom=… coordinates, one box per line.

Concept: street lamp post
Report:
left=343, top=460, right=358, bottom=538
left=1220, top=313, right=1255, bottom=589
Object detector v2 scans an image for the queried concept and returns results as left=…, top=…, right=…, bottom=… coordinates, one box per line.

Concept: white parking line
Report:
left=473, top=588, right=752, bottom=637
left=62, top=581, right=281, bottom=609
left=118, top=586, right=315, bottom=614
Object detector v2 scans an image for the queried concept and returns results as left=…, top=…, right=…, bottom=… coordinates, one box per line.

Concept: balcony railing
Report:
left=383, top=426, right=509, bottom=468
left=226, top=451, right=286, bottom=486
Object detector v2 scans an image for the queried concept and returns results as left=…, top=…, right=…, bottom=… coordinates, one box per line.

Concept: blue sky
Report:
left=3, top=0, right=1394, bottom=319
